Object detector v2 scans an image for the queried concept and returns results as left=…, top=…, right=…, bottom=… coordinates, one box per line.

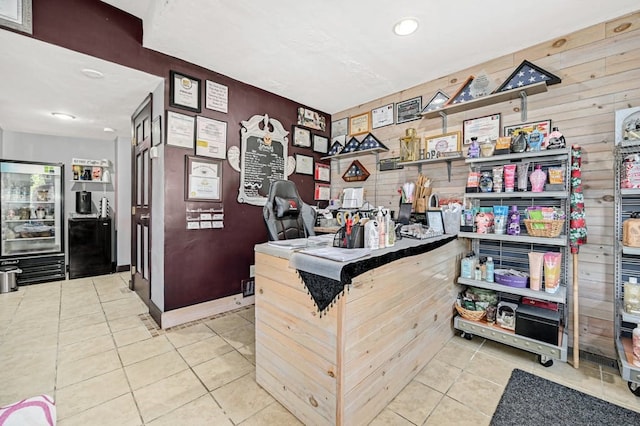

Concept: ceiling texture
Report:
left=1, top=0, right=639, bottom=141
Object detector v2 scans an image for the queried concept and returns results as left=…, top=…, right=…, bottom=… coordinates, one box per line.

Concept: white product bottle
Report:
left=486, top=257, right=494, bottom=283
left=377, top=208, right=386, bottom=249
left=633, top=324, right=640, bottom=367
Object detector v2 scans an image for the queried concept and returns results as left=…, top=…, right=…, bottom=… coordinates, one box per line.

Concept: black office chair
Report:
left=263, top=180, right=316, bottom=241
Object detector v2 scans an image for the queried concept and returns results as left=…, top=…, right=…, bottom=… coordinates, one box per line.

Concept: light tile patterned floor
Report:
left=1, top=273, right=639, bottom=425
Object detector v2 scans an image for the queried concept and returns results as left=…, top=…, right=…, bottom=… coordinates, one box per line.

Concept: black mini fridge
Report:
left=68, top=217, right=112, bottom=279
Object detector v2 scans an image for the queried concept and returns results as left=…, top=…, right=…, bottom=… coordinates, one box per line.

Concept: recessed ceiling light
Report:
left=393, top=18, right=419, bottom=36
left=51, top=112, right=75, bottom=120
left=103, top=127, right=115, bottom=133
left=81, top=68, right=104, bottom=79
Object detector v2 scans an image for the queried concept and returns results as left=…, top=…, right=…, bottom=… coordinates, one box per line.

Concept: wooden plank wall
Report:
left=329, top=11, right=640, bottom=359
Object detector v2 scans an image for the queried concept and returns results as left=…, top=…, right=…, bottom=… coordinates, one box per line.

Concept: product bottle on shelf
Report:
left=633, top=324, right=640, bottom=367
left=486, top=257, right=494, bottom=283
left=507, top=206, right=521, bottom=236
left=625, top=277, right=640, bottom=315
left=529, top=165, right=547, bottom=192
left=546, top=127, right=566, bottom=149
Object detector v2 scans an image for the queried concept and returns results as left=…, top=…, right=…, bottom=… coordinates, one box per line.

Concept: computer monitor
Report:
left=397, top=203, right=412, bottom=225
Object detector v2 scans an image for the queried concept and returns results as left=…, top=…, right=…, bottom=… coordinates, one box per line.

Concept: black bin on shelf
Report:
left=515, top=304, right=561, bottom=345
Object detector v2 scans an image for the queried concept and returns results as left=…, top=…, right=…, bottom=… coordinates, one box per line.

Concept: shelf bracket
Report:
left=519, top=90, right=528, bottom=122
left=439, top=111, right=448, bottom=134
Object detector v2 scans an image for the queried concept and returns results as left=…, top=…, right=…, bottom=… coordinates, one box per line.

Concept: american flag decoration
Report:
left=342, top=160, right=370, bottom=182
left=339, top=137, right=361, bottom=154
left=444, top=76, right=475, bottom=105
left=356, top=133, right=388, bottom=151
left=327, top=141, right=343, bottom=156
left=495, top=60, right=561, bottom=93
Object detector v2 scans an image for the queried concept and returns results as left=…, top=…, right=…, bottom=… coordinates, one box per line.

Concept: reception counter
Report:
left=254, top=235, right=465, bottom=425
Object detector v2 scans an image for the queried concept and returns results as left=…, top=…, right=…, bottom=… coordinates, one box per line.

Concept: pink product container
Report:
left=494, top=269, right=529, bottom=288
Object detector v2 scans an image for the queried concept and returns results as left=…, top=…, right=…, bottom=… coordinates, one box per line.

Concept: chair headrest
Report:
left=275, top=196, right=300, bottom=218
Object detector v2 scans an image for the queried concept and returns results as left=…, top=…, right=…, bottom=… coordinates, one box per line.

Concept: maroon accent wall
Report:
left=31, top=0, right=331, bottom=310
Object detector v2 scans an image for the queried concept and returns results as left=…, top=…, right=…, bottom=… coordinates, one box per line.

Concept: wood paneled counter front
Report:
left=254, top=236, right=465, bottom=425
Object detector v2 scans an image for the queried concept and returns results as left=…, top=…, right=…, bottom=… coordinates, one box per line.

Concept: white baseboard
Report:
left=160, top=293, right=255, bottom=329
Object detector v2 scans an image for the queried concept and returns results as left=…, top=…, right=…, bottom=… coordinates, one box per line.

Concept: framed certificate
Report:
left=205, top=80, right=228, bottom=113
left=185, top=156, right=222, bottom=202
left=196, top=116, right=227, bottom=159
left=424, top=131, right=461, bottom=156
left=170, top=70, right=201, bottom=113
left=314, top=183, right=331, bottom=201
left=314, top=163, right=330, bottom=182
left=292, top=126, right=311, bottom=147
left=463, top=113, right=501, bottom=145
left=166, top=111, right=195, bottom=148
left=396, top=97, right=422, bottom=124
left=349, top=112, right=371, bottom=136
left=312, top=134, right=329, bottom=154
left=295, top=154, right=314, bottom=175
left=331, top=117, right=348, bottom=137
left=372, top=103, right=394, bottom=129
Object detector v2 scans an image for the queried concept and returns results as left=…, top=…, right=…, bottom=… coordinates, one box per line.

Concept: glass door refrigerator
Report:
left=0, top=160, right=65, bottom=285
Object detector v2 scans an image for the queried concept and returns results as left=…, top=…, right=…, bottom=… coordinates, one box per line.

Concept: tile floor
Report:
left=1, top=273, right=639, bottom=425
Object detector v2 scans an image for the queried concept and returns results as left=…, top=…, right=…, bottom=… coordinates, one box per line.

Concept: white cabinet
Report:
left=614, top=143, right=640, bottom=396
left=455, top=148, right=571, bottom=366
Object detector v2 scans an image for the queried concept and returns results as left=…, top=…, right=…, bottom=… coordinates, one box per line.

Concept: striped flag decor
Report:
left=495, top=60, right=561, bottom=93
left=340, top=137, right=362, bottom=154
left=445, top=76, right=475, bottom=105
left=356, top=133, right=388, bottom=151
left=327, top=141, right=343, bottom=156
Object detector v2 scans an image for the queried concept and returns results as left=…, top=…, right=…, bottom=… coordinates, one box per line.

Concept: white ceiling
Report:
left=0, top=1, right=638, bottom=142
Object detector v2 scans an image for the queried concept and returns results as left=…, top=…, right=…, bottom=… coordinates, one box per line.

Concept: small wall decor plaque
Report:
left=342, top=160, right=370, bottom=182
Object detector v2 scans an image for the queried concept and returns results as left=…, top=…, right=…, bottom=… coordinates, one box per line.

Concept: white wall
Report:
left=2, top=131, right=118, bottom=267
left=115, top=136, right=131, bottom=268
left=150, top=81, right=165, bottom=311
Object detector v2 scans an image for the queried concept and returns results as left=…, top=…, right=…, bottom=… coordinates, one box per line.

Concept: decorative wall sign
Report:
left=312, top=134, right=329, bottom=154
left=396, top=97, right=422, bottom=124
left=422, top=90, right=449, bottom=113
left=495, top=60, right=561, bottom=93
left=371, top=103, right=394, bottom=129
left=205, top=80, right=228, bottom=113
left=237, top=114, right=288, bottom=206
left=504, top=120, right=552, bottom=140
left=170, top=71, right=201, bottom=113
left=349, top=112, right=371, bottom=136
left=331, top=118, right=349, bottom=137
left=0, top=0, right=32, bottom=34
left=297, top=107, right=326, bottom=131
left=342, top=160, right=370, bottom=182
left=463, top=113, right=501, bottom=145
left=356, top=133, right=388, bottom=151
left=292, top=126, right=311, bottom=147
left=445, top=76, right=475, bottom=105
left=379, top=157, right=404, bottom=171
left=468, top=70, right=496, bottom=98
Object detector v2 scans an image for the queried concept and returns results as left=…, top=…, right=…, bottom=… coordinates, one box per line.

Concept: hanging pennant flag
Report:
left=495, top=60, right=562, bottom=93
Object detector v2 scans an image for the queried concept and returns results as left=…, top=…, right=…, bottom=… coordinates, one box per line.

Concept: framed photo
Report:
left=151, top=116, right=162, bottom=146
left=422, top=90, right=449, bottom=113
left=196, top=116, right=227, bottom=159
left=185, top=156, right=222, bottom=202
left=426, top=210, right=444, bottom=233
left=331, top=117, right=349, bottom=138
left=166, top=111, right=195, bottom=148
left=314, top=183, right=331, bottom=201
left=0, top=0, right=32, bottom=34
left=295, top=154, right=314, bottom=175
left=312, top=134, right=329, bottom=154
left=314, top=163, right=331, bottom=182
left=297, top=107, right=326, bottom=131
left=371, top=103, right=394, bottom=129
left=615, top=107, right=640, bottom=145
left=463, top=113, right=501, bottom=145
left=292, top=126, right=311, bottom=148
left=503, top=120, right=552, bottom=139
left=424, top=131, right=461, bottom=157
left=170, top=71, right=201, bottom=113
left=349, top=112, right=371, bottom=136
left=396, top=96, right=422, bottom=124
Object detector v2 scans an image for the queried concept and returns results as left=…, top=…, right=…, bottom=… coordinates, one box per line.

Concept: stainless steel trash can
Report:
left=0, top=266, right=21, bottom=293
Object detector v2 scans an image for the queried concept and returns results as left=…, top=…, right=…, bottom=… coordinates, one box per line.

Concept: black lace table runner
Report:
left=298, top=235, right=457, bottom=316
